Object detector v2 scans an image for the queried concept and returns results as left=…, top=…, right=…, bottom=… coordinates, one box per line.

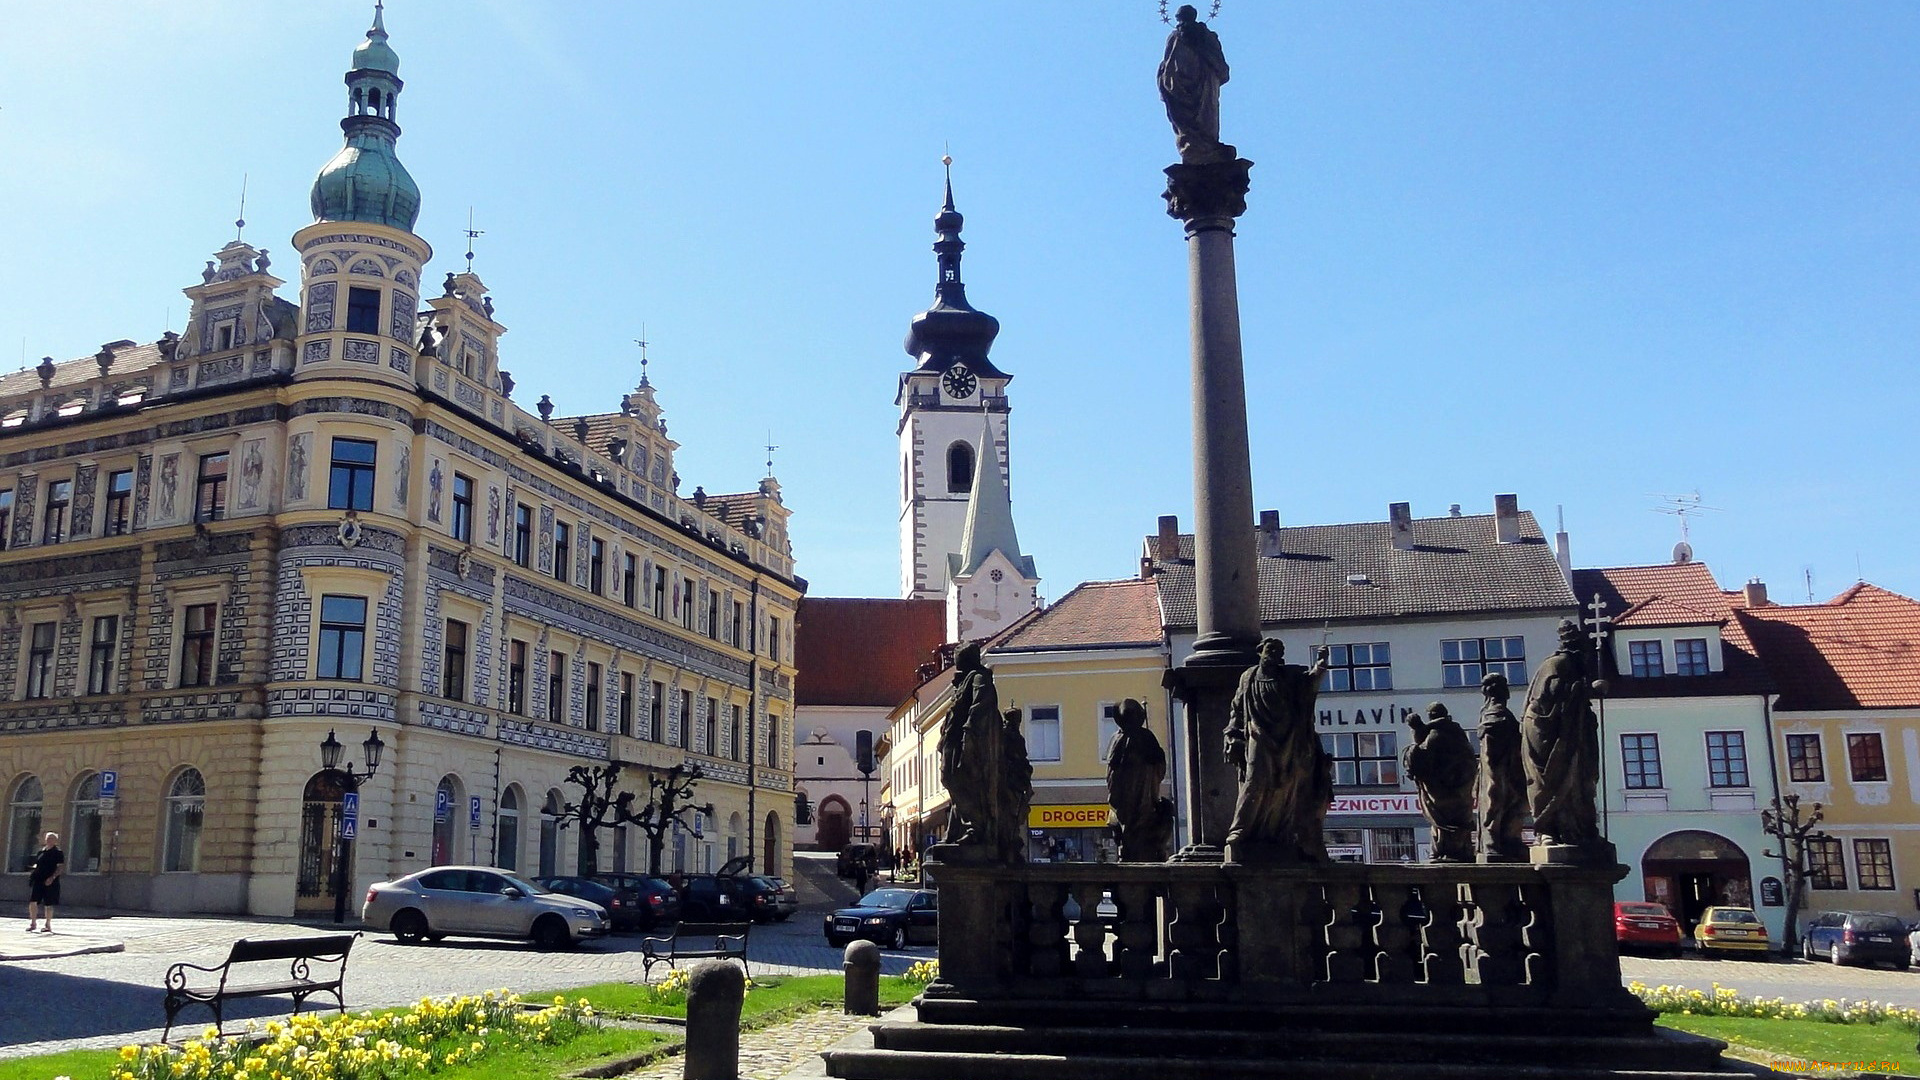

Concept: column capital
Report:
left=1163, top=159, right=1254, bottom=228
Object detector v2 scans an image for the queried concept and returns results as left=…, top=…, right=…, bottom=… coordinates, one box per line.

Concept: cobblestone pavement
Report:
left=615, top=1008, right=879, bottom=1080
left=0, top=909, right=919, bottom=1057
left=1619, top=952, right=1920, bottom=1007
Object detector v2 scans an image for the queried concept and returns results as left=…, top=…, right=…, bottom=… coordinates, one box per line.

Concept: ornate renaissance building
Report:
left=0, top=8, right=801, bottom=916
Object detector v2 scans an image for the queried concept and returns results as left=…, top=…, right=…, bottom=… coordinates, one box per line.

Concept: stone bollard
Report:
left=843, top=939, right=881, bottom=1015
left=683, top=960, right=745, bottom=1080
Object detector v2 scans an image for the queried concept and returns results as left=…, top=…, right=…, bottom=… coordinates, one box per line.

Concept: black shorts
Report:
left=29, top=879, right=59, bottom=906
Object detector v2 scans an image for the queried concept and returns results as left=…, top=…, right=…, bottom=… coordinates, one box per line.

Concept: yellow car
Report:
left=1693, top=906, right=1770, bottom=956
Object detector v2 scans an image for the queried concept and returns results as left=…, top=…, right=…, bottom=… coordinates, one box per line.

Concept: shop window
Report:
left=1373, top=827, right=1417, bottom=863
left=162, top=768, right=206, bottom=873
left=69, top=772, right=104, bottom=873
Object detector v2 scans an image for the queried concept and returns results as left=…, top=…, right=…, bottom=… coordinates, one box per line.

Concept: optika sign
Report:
left=1028, top=805, right=1109, bottom=828
left=1329, top=794, right=1419, bottom=816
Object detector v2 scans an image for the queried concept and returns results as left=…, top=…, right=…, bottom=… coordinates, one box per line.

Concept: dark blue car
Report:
left=823, top=887, right=938, bottom=949
left=1801, top=911, right=1909, bottom=969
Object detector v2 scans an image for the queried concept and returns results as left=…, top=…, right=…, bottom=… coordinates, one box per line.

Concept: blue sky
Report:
left=4, top=3, right=1918, bottom=605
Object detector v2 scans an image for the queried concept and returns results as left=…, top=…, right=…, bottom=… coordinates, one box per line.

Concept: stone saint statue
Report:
left=1522, top=620, right=1605, bottom=852
left=1401, top=702, right=1477, bottom=862
left=937, top=642, right=1019, bottom=861
left=1478, top=671, right=1527, bottom=862
left=1158, top=4, right=1235, bottom=165
left=1106, top=699, right=1174, bottom=862
left=997, top=706, right=1034, bottom=863
left=1225, top=639, right=1333, bottom=863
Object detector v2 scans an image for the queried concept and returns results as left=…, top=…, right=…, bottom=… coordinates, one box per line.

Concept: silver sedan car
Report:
left=363, top=865, right=609, bottom=949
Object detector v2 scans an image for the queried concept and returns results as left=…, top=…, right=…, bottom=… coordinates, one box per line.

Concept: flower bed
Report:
left=109, top=991, right=596, bottom=1080
left=1631, top=982, right=1920, bottom=1028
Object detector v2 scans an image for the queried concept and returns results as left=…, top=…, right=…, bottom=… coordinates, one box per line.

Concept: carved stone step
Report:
left=866, top=1021, right=1726, bottom=1071
left=912, top=995, right=1657, bottom=1038
left=822, top=1047, right=1749, bottom=1080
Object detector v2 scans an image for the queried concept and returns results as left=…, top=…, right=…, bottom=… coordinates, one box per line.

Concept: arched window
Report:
left=431, top=774, right=463, bottom=866
left=497, top=786, right=522, bottom=871
left=367, top=89, right=381, bottom=113
left=7, top=776, right=42, bottom=873
left=727, top=812, right=744, bottom=863
left=69, top=772, right=104, bottom=874
left=539, top=789, right=562, bottom=877
left=162, top=768, right=206, bottom=873
left=946, top=442, right=975, bottom=494
left=297, top=771, right=348, bottom=901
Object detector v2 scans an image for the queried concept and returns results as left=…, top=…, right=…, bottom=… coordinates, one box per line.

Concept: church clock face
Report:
left=942, top=363, right=978, bottom=400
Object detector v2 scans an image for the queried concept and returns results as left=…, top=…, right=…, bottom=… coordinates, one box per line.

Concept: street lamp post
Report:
left=320, top=727, right=385, bottom=925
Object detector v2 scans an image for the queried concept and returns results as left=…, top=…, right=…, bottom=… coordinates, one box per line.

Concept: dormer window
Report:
left=1675, top=638, right=1710, bottom=676
left=1628, top=640, right=1664, bottom=678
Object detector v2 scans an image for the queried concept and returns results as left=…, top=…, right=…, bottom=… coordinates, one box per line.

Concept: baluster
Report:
left=1414, top=883, right=1467, bottom=985
left=1167, top=880, right=1225, bottom=982
left=1466, top=882, right=1524, bottom=986
left=1112, top=881, right=1158, bottom=979
left=1515, top=882, right=1550, bottom=986
left=1300, top=884, right=1334, bottom=984
left=1322, top=882, right=1367, bottom=983
left=1070, top=881, right=1112, bottom=979
left=1373, top=884, right=1417, bottom=983
left=1026, top=881, right=1071, bottom=978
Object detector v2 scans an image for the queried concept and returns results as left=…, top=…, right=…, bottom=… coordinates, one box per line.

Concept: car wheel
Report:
left=1831, top=943, right=1844, bottom=966
left=532, top=915, right=571, bottom=951
left=889, top=925, right=906, bottom=950
left=392, top=909, right=429, bottom=945
left=1801, top=938, right=1813, bottom=962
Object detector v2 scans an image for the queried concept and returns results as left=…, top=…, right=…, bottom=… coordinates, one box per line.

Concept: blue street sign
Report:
left=340, top=817, right=357, bottom=840
left=469, top=795, right=482, bottom=830
left=434, top=788, right=450, bottom=823
left=100, top=770, right=118, bottom=797
left=342, top=792, right=359, bottom=815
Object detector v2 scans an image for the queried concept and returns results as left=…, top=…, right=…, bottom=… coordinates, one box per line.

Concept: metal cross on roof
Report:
left=1585, top=592, right=1612, bottom=651
left=463, top=207, right=485, bottom=274
left=765, top=433, right=779, bottom=478
left=633, top=326, right=650, bottom=386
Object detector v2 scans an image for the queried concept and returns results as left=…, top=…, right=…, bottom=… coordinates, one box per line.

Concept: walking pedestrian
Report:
left=26, top=831, right=63, bottom=933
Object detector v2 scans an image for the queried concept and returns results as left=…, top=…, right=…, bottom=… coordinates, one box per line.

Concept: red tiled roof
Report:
left=1737, top=584, right=1920, bottom=710
left=1571, top=563, right=1770, bottom=697
left=794, top=597, right=946, bottom=708
left=991, top=579, right=1162, bottom=653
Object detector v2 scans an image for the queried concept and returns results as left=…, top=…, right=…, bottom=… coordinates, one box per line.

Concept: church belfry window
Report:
left=346, top=287, right=381, bottom=334
left=946, top=442, right=974, bottom=494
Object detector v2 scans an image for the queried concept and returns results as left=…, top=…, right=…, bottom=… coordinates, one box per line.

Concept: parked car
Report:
left=761, top=876, right=799, bottom=921
left=1802, top=911, right=1909, bottom=969
left=1691, top=906, right=1770, bottom=957
left=1613, top=901, right=1683, bottom=955
left=837, top=843, right=879, bottom=883
left=824, top=887, right=938, bottom=949
left=676, top=874, right=748, bottom=921
left=534, top=875, right=661, bottom=932
left=588, top=872, right=682, bottom=929
left=363, top=866, right=609, bottom=949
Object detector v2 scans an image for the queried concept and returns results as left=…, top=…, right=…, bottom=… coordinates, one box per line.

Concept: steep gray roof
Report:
left=1147, top=511, right=1574, bottom=630
left=951, top=415, right=1035, bottom=580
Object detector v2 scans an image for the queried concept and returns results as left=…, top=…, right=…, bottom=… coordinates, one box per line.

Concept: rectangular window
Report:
left=345, top=286, right=381, bottom=334
left=443, top=619, right=468, bottom=701
left=1629, top=640, right=1665, bottom=678
left=1808, top=837, right=1847, bottom=890
left=650, top=681, right=665, bottom=741
left=732, top=601, right=744, bottom=647
left=707, top=590, right=720, bottom=640
left=1705, top=731, right=1749, bottom=788
left=1322, top=642, right=1391, bottom=693
left=104, top=469, right=133, bottom=536
left=704, top=696, right=718, bottom=754
left=24, top=621, right=54, bottom=700
left=1621, top=733, right=1663, bottom=789
left=1441, top=636, right=1527, bottom=688
left=681, top=582, right=697, bottom=630
left=730, top=704, right=743, bottom=762
left=1321, top=731, right=1400, bottom=787
left=1674, top=638, right=1711, bottom=677
left=1856, top=839, right=1896, bottom=890
left=553, top=522, right=571, bottom=583
left=1373, top=827, right=1418, bottom=863
left=679, top=689, right=693, bottom=748
left=86, top=615, right=118, bottom=696
left=549, top=651, right=567, bottom=722
left=623, top=554, right=638, bottom=607
left=0, top=488, right=14, bottom=550
left=767, top=617, right=782, bottom=662
left=508, top=640, right=527, bottom=715
left=180, top=603, right=216, bottom=687
left=41, top=479, right=70, bottom=544
left=619, top=673, right=635, bottom=736
left=195, top=453, right=229, bottom=522
left=1098, top=703, right=1122, bottom=762
left=1026, top=705, right=1063, bottom=762
left=586, top=662, right=602, bottom=731
left=451, top=474, right=474, bottom=543
left=1848, top=732, right=1889, bottom=782
left=316, top=595, right=367, bottom=681
left=590, top=539, right=606, bottom=595
left=1786, top=733, right=1825, bottom=783
left=767, top=713, right=781, bottom=768
left=513, top=504, right=533, bottom=567
left=652, top=568, right=668, bottom=618
left=327, top=438, right=377, bottom=512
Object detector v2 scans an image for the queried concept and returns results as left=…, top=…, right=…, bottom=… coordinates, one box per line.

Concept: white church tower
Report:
left=897, top=165, right=1029, bottom=609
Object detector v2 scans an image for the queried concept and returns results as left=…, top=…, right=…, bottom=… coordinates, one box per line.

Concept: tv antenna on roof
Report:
left=1649, top=490, right=1720, bottom=564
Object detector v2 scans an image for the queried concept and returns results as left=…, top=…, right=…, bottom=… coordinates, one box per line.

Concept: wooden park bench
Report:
left=162, top=934, right=359, bottom=1040
left=640, top=921, right=750, bottom=979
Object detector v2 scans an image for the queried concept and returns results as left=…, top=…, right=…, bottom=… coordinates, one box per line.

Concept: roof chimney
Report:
left=1554, top=505, right=1572, bottom=585
left=1494, top=493, right=1522, bottom=544
left=1448, top=503, right=1462, bottom=518
left=1743, top=578, right=1769, bottom=608
left=1156, top=515, right=1180, bottom=563
left=1388, top=502, right=1415, bottom=551
left=1258, top=509, right=1281, bottom=557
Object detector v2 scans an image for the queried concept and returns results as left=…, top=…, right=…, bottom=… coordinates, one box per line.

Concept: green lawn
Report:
left=0, top=1046, right=119, bottom=1080
left=1659, top=1015, right=1918, bottom=1074
left=564, top=973, right=921, bottom=1024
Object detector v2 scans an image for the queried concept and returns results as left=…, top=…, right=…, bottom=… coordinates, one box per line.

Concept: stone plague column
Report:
left=1158, top=4, right=1259, bottom=861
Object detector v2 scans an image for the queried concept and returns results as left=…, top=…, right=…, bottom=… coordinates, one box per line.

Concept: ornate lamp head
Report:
left=320, top=729, right=344, bottom=771
left=362, top=728, right=386, bottom=772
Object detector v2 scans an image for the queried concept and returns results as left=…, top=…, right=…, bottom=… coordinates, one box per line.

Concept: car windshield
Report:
left=857, top=888, right=914, bottom=910
left=1854, top=915, right=1905, bottom=933
left=1620, top=904, right=1667, bottom=917
left=1710, top=909, right=1759, bottom=925
left=501, top=873, right=550, bottom=895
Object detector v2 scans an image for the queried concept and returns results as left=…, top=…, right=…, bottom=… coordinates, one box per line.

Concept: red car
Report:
left=1615, top=901, right=1683, bottom=955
